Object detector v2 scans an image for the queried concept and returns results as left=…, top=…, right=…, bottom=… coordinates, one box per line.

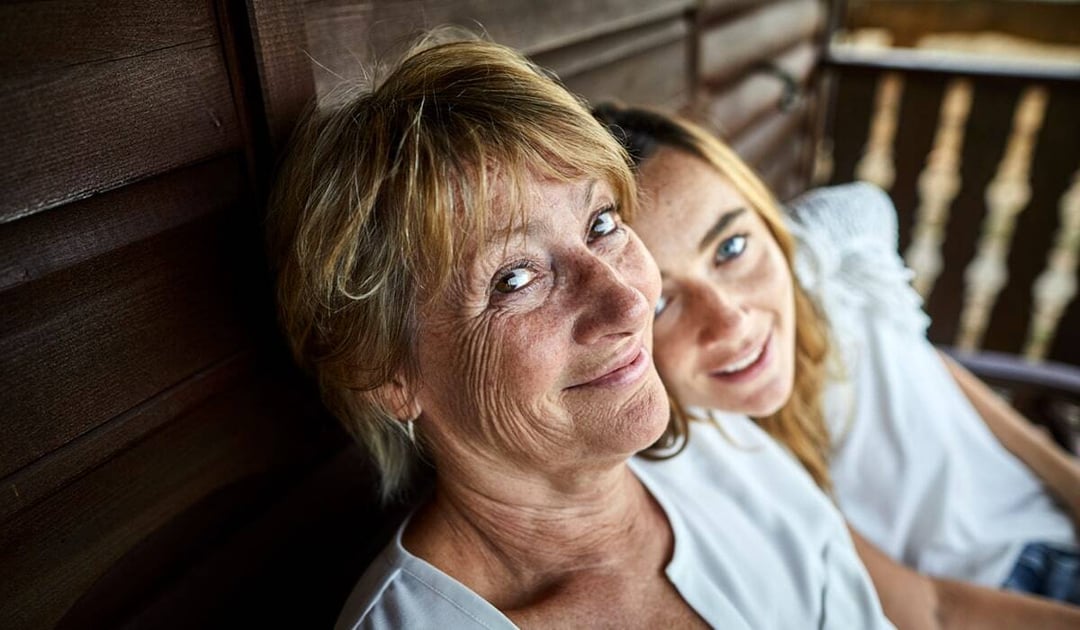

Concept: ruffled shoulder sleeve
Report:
left=785, top=183, right=930, bottom=339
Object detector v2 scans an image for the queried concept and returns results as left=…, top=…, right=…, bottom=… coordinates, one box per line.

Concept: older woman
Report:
left=593, top=103, right=1080, bottom=626
left=267, top=36, right=893, bottom=628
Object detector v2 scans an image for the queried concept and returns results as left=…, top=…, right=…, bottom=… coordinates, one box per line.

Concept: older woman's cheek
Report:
left=459, top=315, right=569, bottom=461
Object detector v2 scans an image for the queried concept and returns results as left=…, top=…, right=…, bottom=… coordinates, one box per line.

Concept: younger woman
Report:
left=594, top=103, right=1080, bottom=615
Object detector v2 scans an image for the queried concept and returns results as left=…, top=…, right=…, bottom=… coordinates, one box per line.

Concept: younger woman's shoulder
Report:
left=786, top=182, right=898, bottom=248
left=784, top=183, right=929, bottom=338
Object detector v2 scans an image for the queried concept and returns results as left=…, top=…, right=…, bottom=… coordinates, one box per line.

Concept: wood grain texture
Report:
left=0, top=351, right=252, bottom=521
left=561, top=38, right=690, bottom=110
left=699, top=0, right=822, bottom=86
left=704, top=40, right=817, bottom=138
left=302, top=0, right=690, bottom=96
left=0, top=155, right=246, bottom=293
left=245, top=0, right=317, bottom=149
left=0, top=211, right=262, bottom=478
left=59, top=447, right=407, bottom=629
left=0, top=0, right=215, bottom=82
left=1, top=43, right=242, bottom=223
left=0, top=369, right=342, bottom=630
left=532, top=15, right=688, bottom=83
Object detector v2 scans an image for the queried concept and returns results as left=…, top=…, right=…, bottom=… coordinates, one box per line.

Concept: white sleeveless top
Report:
left=335, top=417, right=893, bottom=629
left=787, top=182, right=1076, bottom=587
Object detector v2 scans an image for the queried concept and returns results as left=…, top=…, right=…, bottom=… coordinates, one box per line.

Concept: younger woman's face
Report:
left=631, top=147, right=796, bottom=417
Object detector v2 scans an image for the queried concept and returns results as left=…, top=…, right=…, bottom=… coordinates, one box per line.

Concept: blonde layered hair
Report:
left=267, top=35, right=637, bottom=501
left=594, top=104, right=834, bottom=491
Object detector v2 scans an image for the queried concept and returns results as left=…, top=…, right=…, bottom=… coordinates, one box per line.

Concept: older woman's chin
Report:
left=621, top=371, right=674, bottom=450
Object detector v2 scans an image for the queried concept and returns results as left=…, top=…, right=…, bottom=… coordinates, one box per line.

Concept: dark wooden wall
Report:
left=0, top=1, right=826, bottom=627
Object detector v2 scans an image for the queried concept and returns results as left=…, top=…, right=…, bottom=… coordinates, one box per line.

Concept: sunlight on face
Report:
left=631, top=148, right=796, bottom=418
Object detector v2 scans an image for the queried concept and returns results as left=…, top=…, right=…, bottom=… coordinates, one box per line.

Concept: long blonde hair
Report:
left=267, top=35, right=637, bottom=501
left=594, top=103, right=834, bottom=491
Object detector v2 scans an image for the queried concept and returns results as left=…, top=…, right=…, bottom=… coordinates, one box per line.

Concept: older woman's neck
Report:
left=402, top=460, right=668, bottom=607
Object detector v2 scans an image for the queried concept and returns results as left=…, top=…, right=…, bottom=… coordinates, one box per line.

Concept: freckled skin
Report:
left=412, top=174, right=669, bottom=485
left=631, top=148, right=797, bottom=417
left=396, top=173, right=708, bottom=626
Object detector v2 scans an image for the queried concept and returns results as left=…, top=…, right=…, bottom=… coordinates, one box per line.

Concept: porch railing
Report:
left=820, top=44, right=1080, bottom=367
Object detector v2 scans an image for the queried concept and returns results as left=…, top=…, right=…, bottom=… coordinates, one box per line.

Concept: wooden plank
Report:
left=730, top=102, right=810, bottom=169
left=244, top=0, right=317, bottom=150
left=826, top=45, right=1080, bottom=83
left=0, top=154, right=246, bottom=293
left=531, top=15, right=688, bottom=82
left=703, top=40, right=817, bottom=138
left=59, top=448, right=402, bottom=628
left=560, top=38, right=690, bottom=110
left=0, top=351, right=252, bottom=521
left=846, top=0, right=1080, bottom=48
left=700, top=0, right=776, bottom=20
left=302, top=0, right=690, bottom=97
left=0, top=211, right=262, bottom=478
left=0, top=1, right=215, bottom=82
left=0, top=44, right=242, bottom=223
left=0, top=369, right=344, bottom=630
left=699, top=0, right=823, bottom=86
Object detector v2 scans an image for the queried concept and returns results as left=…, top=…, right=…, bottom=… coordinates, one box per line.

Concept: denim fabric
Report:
left=1001, top=542, right=1080, bottom=605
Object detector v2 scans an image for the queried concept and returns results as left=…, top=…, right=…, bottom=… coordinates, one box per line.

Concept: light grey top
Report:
left=335, top=416, right=893, bottom=629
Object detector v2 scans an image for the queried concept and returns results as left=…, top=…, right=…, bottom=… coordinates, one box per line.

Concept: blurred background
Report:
left=1, top=0, right=1077, bottom=627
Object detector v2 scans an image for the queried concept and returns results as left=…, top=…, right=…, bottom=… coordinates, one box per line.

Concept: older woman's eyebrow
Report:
left=698, top=207, right=747, bottom=252
left=578, top=179, right=599, bottom=211
left=484, top=219, right=543, bottom=249
left=484, top=180, right=600, bottom=247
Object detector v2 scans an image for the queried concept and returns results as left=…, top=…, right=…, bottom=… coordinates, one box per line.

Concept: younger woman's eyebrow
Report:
left=698, top=207, right=747, bottom=252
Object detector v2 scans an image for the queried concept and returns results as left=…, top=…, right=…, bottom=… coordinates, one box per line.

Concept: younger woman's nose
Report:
left=688, top=282, right=747, bottom=343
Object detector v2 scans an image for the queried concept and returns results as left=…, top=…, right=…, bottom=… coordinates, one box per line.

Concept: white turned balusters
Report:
left=904, top=79, right=973, bottom=299
left=1025, top=172, right=1080, bottom=361
left=855, top=72, right=903, bottom=191
left=956, top=86, right=1049, bottom=351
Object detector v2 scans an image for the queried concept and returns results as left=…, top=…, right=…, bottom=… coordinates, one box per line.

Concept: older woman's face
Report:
left=411, top=174, right=668, bottom=473
left=632, top=148, right=795, bottom=418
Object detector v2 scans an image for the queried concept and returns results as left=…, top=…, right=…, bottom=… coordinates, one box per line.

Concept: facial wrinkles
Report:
left=464, top=311, right=571, bottom=466
left=419, top=236, right=573, bottom=476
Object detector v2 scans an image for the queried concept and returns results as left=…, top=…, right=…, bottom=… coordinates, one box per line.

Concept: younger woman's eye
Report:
left=493, top=266, right=536, bottom=294
left=588, top=208, right=618, bottom=241
left=715, top=234, right=748, bottom=264
left=654, top=294, right=669, bottom=318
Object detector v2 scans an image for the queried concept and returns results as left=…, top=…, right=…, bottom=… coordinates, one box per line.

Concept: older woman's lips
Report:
left=572, top=347, right=651, bottom=389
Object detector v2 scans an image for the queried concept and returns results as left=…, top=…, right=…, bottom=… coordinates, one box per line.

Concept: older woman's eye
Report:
left=715, top=234, right=748, bottom=264
left=493, top=266, right=536, bottom=294
left=588, top=208, right=618, bottom=241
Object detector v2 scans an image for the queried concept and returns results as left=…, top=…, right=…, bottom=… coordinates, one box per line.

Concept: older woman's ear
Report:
left=372, top=376, right=422, bottom=423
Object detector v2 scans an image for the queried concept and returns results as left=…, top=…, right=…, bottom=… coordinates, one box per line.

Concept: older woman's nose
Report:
left=689, top=282, right=746, bottom=344
left=572, top=254, right=650, bottom=344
